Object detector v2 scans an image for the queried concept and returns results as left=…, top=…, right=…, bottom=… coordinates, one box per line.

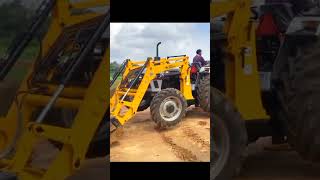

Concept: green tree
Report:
left=110, top=61, right=120, bottom=73
left=0, top=0, right=32, bottom=37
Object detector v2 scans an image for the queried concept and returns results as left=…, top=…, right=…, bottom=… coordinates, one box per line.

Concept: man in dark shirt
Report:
left=193, top=49, right=207, bottom=67
left=192, top=49, right=206, bottom=108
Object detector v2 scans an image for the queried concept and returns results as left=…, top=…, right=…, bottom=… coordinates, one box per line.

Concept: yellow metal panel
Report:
left=44, top=85, right=86, bottom=98
left=211, top=0, right=269, bottom=121
left=26, top=94, right=82, bottom=108
left=210, top=1, right=238, bottom=17
left=30, top=123, right=72, bottom=144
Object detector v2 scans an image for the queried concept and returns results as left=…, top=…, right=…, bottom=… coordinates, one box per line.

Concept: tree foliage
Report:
left=110, top=61, right=120, bottom=74
left=0, top=0, right=32, bottom=37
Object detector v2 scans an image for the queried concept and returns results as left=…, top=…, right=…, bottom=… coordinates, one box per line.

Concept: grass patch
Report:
left=110, top=78, right=121, bottom=96
left=0, top=37, right=39, bottom=60
left=0, top=37, right=39, bottom=83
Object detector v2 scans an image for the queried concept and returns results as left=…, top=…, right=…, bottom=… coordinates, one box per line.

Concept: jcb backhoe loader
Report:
left=211, top=0, right=320, bottom=179
left=0, top=0, right=109, bottom=179
left=110, top=43, right=210, bottom=131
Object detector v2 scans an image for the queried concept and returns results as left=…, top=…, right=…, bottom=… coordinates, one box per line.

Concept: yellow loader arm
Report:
left=110, top=56, right=194, bottom=126
left=211, top=0, right=269, bottom=120
left=0, top=0, right=110, bottom=179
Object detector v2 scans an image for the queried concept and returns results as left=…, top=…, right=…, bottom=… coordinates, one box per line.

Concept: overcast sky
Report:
left=110, top=23, right=210, bottom=63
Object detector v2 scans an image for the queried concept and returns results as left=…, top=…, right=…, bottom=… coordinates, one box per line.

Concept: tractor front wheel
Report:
left=211, top=88, right=248, bottom=180
left=150, top=88, right=187, bottom=129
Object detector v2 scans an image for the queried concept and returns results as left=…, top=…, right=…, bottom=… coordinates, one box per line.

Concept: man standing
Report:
left=192, top=49, right=206, bottom=108
left=193, top=49, right=207, bottom=67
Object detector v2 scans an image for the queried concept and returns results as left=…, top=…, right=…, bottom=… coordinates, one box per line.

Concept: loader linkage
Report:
left=0, top=1, right=110, bottom=179
left=110, top=56, right=194, bottom=128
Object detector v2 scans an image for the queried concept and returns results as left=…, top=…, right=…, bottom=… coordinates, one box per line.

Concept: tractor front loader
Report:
left=110, top=55, right=193, bottom=130
left=0, top=0, right=110, bottom=179
left=110, top=44, right=210, bottom=131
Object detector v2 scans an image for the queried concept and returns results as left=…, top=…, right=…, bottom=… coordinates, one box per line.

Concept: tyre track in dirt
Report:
left=181, top=126, right=210, bottom=150
left=158, top=129, right=198, bottom=161
left=156, top=109, right=210, bottom=162
left=110, top=107, right=210, bottom=162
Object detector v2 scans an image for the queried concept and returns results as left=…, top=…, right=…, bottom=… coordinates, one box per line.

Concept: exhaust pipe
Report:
left=155, top=42, right=161, bottom=60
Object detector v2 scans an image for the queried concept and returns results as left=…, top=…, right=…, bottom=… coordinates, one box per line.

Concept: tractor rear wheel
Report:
left=275, top=39, right=320, bottom=161
left=150, top=88, right=187, bottom=129
left=197, top=75, right=210, bottom=112
left=211, top=88, right=247, bottom=180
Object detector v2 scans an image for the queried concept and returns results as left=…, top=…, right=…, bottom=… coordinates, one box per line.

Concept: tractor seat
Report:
left=190, top=62, right=202, bottom=74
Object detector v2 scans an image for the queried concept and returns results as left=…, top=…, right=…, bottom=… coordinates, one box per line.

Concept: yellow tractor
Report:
left=211, top=0, right=320, bottom=179
left=0, top=0, right=109, bottom=179
left=110, top=43, right=210, bottom=130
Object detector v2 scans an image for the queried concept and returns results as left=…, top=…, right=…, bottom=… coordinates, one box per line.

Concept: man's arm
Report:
left=199, top=56, right=207, bottom=66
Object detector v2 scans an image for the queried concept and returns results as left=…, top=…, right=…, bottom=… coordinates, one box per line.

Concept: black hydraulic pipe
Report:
left=35, top=11, right=110, bottom=123
left=121, top=58, right=150, bottom=101
left=111, top=60, right=125, bottom=81
left=110, top=59, right=128, bottom=87
left=0, top=0, right=56, bottom=81
left=62, top=14, right=110, bottom=84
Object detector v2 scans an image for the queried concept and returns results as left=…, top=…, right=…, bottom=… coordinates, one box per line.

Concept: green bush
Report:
left=0, top=0, right=39, bottom=60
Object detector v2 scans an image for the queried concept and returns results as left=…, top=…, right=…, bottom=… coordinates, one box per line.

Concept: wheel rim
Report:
left=159, top=96, right=182, bottom=122
left=211, top=114, right=230, bottom=179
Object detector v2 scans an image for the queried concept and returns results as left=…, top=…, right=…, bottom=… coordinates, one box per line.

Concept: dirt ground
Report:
left=110, top=106, right=210, bottom=162
left=236, top=137, right=320, bottom=180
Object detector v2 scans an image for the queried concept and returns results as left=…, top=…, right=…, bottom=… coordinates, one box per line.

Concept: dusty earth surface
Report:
left=236, top=137, right=320, bottom=180
left=110, top=106, right=210, bottom=162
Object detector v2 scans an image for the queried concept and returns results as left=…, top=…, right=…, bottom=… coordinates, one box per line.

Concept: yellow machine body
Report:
left=0, top=0, right=109, bottom=179
left=110, top=56, right=194, bottom=125
left=211, top=0, right=269, bottom=121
